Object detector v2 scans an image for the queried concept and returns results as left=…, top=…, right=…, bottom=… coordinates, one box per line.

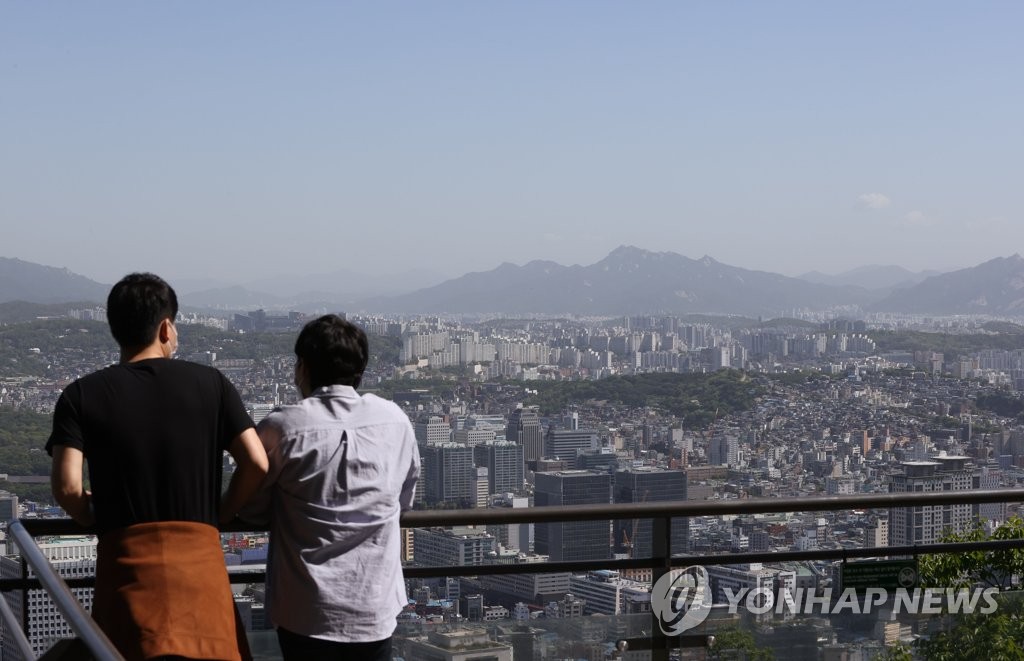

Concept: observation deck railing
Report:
left=3, top=488, right=1024, bottom=659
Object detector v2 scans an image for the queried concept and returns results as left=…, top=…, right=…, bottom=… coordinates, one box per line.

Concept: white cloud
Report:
left=857, top=192, right=891, bottom=210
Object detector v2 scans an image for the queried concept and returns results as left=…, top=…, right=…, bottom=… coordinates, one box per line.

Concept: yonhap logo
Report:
left=651, top=566, right=712, bottom=635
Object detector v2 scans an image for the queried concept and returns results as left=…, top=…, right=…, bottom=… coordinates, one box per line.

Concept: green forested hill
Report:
left=869, top=330, right=1024, bottom=355
left=526, top=370, right=762, bottom=427
left=0, top=408, right=54, bottom=503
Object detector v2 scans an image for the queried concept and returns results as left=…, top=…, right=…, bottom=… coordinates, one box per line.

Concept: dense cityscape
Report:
left=4, top=305, right=1024, bottom=659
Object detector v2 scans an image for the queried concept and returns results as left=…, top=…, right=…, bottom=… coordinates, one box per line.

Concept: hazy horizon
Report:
left=4, top=3, right=1021, bottom=283
left=1, top=245, right=981, bottom=294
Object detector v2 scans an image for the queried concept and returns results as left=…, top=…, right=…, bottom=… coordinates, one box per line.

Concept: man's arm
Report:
left=221, top=427, right=269, bottom=525
left=237, top=421, right=283, bottom=525
left=51, top=446, right=94, bottom=527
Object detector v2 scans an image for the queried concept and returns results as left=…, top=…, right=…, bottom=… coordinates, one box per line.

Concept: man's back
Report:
left=48, top=358, right=251, bottom=533
left=248, top=385, right=419, bottom=643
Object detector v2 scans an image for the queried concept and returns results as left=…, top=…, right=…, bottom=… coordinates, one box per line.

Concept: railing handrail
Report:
left=4, top=488, right=1024, bottom=661
left=8, top=520, right=125, bottom=661
left=15, top=487, right=1024, bottom=537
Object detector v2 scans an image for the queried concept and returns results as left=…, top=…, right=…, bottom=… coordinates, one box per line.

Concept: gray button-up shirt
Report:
left=241, top=385, right=419, bottom=642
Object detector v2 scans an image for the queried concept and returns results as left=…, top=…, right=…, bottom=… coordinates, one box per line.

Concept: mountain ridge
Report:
left=4, top=250, right=1024, bottom=316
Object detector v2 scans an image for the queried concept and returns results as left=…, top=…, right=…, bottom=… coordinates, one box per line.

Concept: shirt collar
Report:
left=311, top=384, right=359, bottom=398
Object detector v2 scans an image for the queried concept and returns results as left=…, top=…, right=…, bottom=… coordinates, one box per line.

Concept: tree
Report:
left=919, top=517, right=1024, bottom=591
left=911, top=517, right=1024, bottom=660
left=872, top=643, right=913, bottom=661
left=707, top=626, right=774, bottom=660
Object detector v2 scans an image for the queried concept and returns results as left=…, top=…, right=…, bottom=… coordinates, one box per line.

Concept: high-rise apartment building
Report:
left=889, top=455, right=975, bottom=546
left=534, top=470, right=611, bottom=562
left=506, top=407, right=543, bottom=462
left=974, top=463, right=1006, bottom=524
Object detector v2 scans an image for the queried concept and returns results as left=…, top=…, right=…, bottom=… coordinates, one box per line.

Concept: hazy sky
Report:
left=3, top=2, right=1022, bottom=286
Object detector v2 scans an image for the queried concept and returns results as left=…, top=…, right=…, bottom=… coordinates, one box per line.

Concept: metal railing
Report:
left=4, top=488, right=1024, bottom=660
left=0, top=577, right=34, bottom=661
left=4, top=520, right=124, bottom=661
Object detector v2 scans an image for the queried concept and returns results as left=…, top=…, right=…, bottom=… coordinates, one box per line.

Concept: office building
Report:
left=486, top=495, right=533, bottom=554
left=422, top=443, right=475, bottom=505
left=506, top=407, right=543, bottom=462
left=709, top=434, right=740, bottom=467
left=614, top=468, right=688, bottom=558
left=534, top=471, right=611, bottom=562
left=452, top=428, right=496, bottom=446
left=413, top=527, right=496, bottom=568
left=415, top=415, right=451, bottom=445
left=471, top=467, right=489, bottom=508
left=0, top=492, right=18, bottom=522
left=403, top=630, right=512, bottom=661
left=477, top=566, right=570, bottom=605
left=474, top=442, right=525, bottom=495
left=568, top=570, right=652, bottom=615
left=544, top=429, right=598, bottom=460
left=1, top=537, right=97, bottom=659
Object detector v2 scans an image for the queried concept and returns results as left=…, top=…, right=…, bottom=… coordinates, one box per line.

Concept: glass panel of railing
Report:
left=246, top=629, right=284, bottom=661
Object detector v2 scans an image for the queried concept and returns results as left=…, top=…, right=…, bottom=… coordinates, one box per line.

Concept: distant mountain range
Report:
left=0, top=257, right=109, bottom=304
left=358, top=246, right=875, bottom=315
left=3, top=250, right=1024, bottom=317
left=358, top=248, right=1024, bottom=316
left=798, top=264, right=942, bottom=292
left=868, top=254, right=1024, bottom=314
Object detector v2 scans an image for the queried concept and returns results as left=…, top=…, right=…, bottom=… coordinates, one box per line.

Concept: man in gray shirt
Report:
left=241, top=315, right=419, bottom=660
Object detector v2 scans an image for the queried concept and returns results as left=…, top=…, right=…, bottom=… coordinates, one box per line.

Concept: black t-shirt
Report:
left=46, top=358, right=253, bottom=534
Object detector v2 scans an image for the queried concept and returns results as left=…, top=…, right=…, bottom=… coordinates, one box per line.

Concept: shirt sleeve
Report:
left=218, top=371, right=255, bottom=451
left=399, top=418, right=420, bottom=511
left=46, top=386, right=85, bottom=456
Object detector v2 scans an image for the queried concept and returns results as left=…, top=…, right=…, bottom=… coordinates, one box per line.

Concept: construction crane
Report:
left=623, top=489, right=649, bottom=559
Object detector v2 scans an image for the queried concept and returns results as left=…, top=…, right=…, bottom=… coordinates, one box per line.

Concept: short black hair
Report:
left=295, top=314, right=369, bottom=390
left=106, top=273, right=179, bottom=349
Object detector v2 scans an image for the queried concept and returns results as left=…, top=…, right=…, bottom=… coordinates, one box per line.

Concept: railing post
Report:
left=651, top=514, right=671, bottom=661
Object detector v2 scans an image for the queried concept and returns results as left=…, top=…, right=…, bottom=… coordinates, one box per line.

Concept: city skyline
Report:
left=3, top=3, right=1023, bottom=284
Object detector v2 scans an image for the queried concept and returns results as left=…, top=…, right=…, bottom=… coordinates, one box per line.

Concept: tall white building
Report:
left=1, top=536, right=97, bottom=659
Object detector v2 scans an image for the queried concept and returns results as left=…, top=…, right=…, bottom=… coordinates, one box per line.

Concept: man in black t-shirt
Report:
left=48, top=273, right=268, bottom=661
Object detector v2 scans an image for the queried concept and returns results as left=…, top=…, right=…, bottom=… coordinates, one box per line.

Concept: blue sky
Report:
left=3, top=2, right=1022, bottom=285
